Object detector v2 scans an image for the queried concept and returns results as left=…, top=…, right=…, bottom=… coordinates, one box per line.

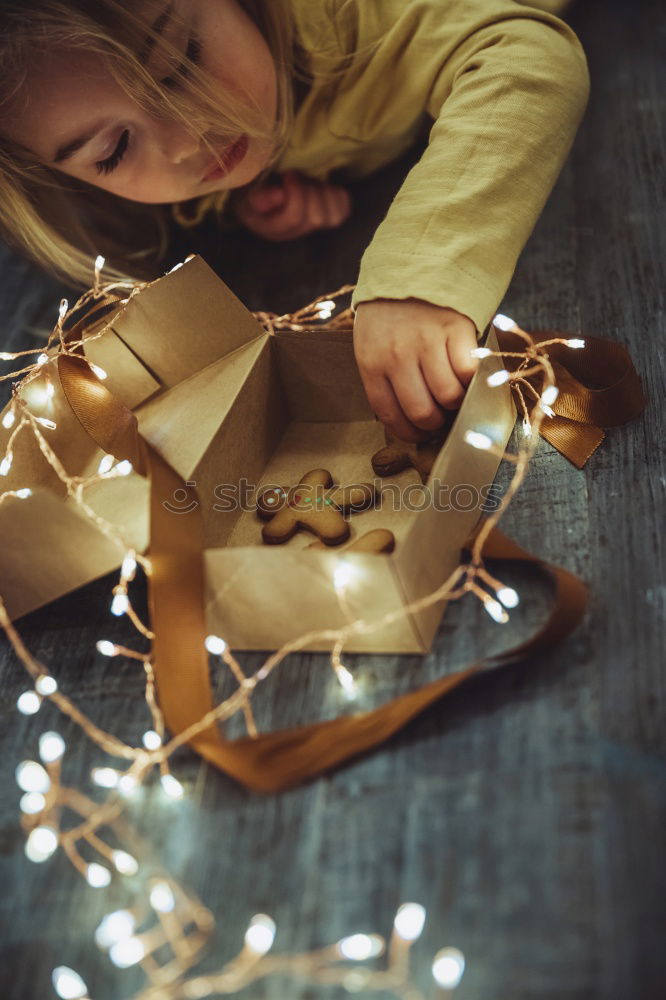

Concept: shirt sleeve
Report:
left=348, top=2, right=590, bottom=336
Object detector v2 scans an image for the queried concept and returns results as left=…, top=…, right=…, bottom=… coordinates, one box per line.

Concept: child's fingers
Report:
left=361, top=372, right=424, bottom=443
left=246, top=181, right=286, bottom=214
left=278, top=172, right=333, bottom=235
left=234, top=171, right=351, bottom=239
left=304, top=179, right=328, bottom=230
left=420, top=339, right=465, bottom=410
left=321, top=184, right=351, bottom=227
left=282, top=174, right=348, bottom=232
left=390, top=365, right=446, bottom=432
left=446, top=324, right=480, bottom=385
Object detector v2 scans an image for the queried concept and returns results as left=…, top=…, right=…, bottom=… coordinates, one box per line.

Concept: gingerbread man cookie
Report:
left=307, top=528, right=396, bottom=554
left=256, top=468, right=378, bottom=546
left=371, top=417, right=456, bottom=484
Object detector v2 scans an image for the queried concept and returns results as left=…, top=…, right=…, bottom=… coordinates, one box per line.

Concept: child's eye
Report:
left=160, top=37, right=202, bottom=90
left=95, top=129, right=130, bottom=176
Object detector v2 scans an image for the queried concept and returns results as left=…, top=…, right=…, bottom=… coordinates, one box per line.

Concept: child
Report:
left=0, top=0, right=588, bottom=443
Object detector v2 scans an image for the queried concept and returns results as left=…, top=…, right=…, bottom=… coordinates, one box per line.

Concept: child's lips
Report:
left=201, top=135, right=249, bottom=183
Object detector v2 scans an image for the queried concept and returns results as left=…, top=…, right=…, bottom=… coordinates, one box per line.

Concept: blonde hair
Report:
left=0, top=0, right=308, bottom=286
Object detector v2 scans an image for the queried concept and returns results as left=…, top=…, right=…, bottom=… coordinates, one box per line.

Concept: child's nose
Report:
left=160, top=123, right=201, bottom=165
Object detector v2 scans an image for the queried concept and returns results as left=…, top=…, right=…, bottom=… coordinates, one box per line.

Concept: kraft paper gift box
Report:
left=0, top=256, right=516, bottom=653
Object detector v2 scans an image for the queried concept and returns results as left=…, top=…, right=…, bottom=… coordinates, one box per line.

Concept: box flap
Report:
left=0, top=478, right=149, bottom=621
left=135, top=336, right=267, bottom=481
left=392, top=326, right=517, bottom=649
left=111, top=256, right=268, bottom=389
left=85, top=328, right=161, bottom=409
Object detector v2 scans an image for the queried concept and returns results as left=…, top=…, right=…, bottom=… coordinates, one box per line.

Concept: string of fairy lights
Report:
left=0, top=255, right=586, bottom=998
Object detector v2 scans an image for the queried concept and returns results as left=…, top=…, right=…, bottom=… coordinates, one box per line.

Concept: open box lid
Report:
left=109, top=256, right=269, bottom=390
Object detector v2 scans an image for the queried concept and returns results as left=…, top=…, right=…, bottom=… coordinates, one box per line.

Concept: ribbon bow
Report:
left=496, top=328, right=646, bottom=467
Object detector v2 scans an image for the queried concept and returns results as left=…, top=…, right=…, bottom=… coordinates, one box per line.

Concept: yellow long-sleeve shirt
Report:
left=274, top=0, right=590, bottom=335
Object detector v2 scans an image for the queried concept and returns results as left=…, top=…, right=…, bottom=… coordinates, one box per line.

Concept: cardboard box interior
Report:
left=0, top=257, right=516, bottom=653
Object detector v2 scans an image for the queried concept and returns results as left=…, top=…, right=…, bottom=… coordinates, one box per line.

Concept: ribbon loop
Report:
left=496, top=329, right=646, bottom=467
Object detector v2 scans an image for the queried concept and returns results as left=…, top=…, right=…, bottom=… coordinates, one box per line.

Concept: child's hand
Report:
left=353, top=298, right=479, bottom=443
left=229, top=169, right=352, bottom=241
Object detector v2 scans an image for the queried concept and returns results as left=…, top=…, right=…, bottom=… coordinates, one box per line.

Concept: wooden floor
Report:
left=1, top=1, right=664, bottom=997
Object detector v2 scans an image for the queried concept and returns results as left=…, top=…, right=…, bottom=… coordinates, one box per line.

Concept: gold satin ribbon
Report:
left=56, top=327, right=645, bottom=793
left=496, top=329, right=647, bottom=467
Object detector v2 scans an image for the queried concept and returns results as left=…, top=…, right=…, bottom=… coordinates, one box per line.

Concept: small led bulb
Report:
left=566, top=338, right=585, bottom=348
left=35, top=416, right=57, bottom=430
left=17, top=691, right=41, bottom=715
left=487, top=369, right=510, bottom=387
left=432, top=947, right=465, bottom=989
left=522, top=417, right=533, bottom=438
left=118, top=774, right=138, bottom=794
left=89, top=363, right=108, bottom=381
left=94, top=254, right=106, bottom=275
left=96, top=640, right=118, bottom=657
left=112, top=850, right=139, bottom=876
left=16, top=488, right=32, bottom=499
left=0, top=455, right=13, bottom=476
left=25, top=825, right=59, bottom=863
left=111, top=593, right=129, bottom=616
left=333, top=562, right=356, bottom=593
left=39, top=731, right=66, bottom=763
left=52, top=965, right=89, bottom=1000
left=160, top=773, right=184, bottom=799
left=484, top=599, right=509, bottom=624
left=109, top=936, right=145, bottom=969
left=58, top=299, right=69, bottom=322
left=92, top=767, right=120, bottom=788
left=394, top=903, right=426, bottom=942
left=471, top=346, right=492, bottom=359
left=464, top=430, right=492, bottom=451
left=37, top=352, right=49, bottom=366
left=15, top=760, right=51, bottom=794
left=497, top=586, right=520, bottom=609
left=114, top=460, right=133, bottom=476
left=2, top=409, right=16, bottom=429
left=149, top=881, right=176, bottom=913
left=338, top=934, right=384, bottom=961
left=336, top=665, right=357, bottom=699
left=492, top=314, right=517, bottom=332
left=245, top=914, right=276, bottom=955
left=95, top=910, right=136, bottom=950
left=86, top=862, right=112, bottom=888
left=20, top=791, right=46, bottom=815
left=541, top=385, right=559, bottom=406
left=204, top=634, right=227, bottom=655
left=142, top=730, right=162, bottom=751
left=121, top=553, right=137, bottom=579
left=35, top=675, right=58, bottom=696
left=98, top=454, right=115, bottom=475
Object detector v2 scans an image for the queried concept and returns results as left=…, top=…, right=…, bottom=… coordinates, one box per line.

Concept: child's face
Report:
left=2, top=0, right=278, bottom=204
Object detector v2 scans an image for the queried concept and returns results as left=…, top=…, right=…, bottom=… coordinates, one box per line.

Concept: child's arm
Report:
left=342, top=0, right=590, bottom=439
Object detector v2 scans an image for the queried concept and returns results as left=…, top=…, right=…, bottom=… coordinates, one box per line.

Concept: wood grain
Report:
left=1, top=1, right=664, bottom=997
